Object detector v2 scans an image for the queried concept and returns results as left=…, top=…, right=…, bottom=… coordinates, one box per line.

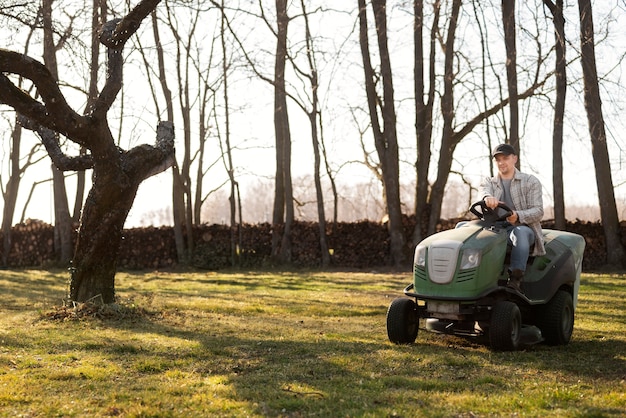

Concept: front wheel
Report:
left=537, top=290, right=574, bottom=345
left=489, top=301, right=521, bottom=351
left=386, top=298, right=419, bottom=344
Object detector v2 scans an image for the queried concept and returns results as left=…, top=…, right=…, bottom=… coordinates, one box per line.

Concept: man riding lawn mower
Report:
left=386, top=200, right=585, bottom=351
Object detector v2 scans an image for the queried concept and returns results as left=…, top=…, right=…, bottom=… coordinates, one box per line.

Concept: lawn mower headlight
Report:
left=460, top=248, right=481, bottom=270
left=414, top=244, right=427, bottom=267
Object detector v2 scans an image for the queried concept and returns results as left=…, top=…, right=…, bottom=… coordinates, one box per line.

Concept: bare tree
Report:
left=501, top=0, right=520, bottom=165
left=358, top=0, right=406, bottom=266
left=426, top=0, right=462, bottom=236
left=42, top=0, right=74, bottom=264
left=411, top=0, right=439, bottom=245
left=147, top=7, right=187, bottom=263
left=425, top=1, right=553, bottom=236
left=1, top=121, right=46, bottom=266
left=577, top=0, right=625, bottom=267
left=217, top=0, right=243, bottom=266
left=0, top=0, right=175, bottom=303
left=0, top=12, right=46, bottom=266
left=544, top=0, right=567, bottom=230
left=271, top=0, right=295, bottom=264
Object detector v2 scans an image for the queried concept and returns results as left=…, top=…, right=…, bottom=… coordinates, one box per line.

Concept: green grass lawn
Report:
left=0, top=269, right=625, bottom=417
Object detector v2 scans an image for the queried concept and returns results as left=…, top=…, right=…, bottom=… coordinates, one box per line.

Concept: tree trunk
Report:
left=577, top=0, right=626, bottom=267
left=272, top=0, right=293, bottom=264
left=359, top=0, right=406, bottom=266
left=70, top=123, right=174, bottom=302
left=502, top=0, right=520, bottom=166
left=544, top=0, right=567, bottom=230
left=412, top=0, right=438, bottom=246
left=150, top=9, right=187, bottom=264
left=42, top=0, right=73, bottom=265
left=300, top=0, right=330, bottom=267
left=2, top=124, right=23, bottom=266
left=427, top=0, right=461, bottom=236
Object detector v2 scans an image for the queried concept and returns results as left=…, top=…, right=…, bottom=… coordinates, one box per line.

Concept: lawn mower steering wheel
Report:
left=470, top=200, right=513, bottom=223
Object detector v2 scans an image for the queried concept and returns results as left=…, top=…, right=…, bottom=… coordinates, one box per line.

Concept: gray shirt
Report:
left=501, top=179, right=516, bottom=211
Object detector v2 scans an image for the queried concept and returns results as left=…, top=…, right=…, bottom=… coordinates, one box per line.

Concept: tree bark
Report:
left=412, top=0, right=438, bottom=246
left=42, top=0, right=73, bottom=264
left=577, top=0, right=626, bottom=267
left=502, top=0, right=520, bottom=166
left=359, top=0, right=406, bottom=266
left=149, top=9, right=186, bottom=264
left=300, top=0, right=330, bottom=267
left=427, top=0, right=461, bottom=236
left=272, top=0, right=294, bottom=264
left=544, top=0, right=567, bottom=230
left=70, top=123, right=175, bottom=302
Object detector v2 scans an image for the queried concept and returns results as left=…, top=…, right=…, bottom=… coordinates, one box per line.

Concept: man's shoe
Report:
left=507, top=269, right=524, bottom=293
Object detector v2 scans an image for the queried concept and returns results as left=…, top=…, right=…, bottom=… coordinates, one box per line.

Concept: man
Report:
left=481, top=143, right=545, bottom=292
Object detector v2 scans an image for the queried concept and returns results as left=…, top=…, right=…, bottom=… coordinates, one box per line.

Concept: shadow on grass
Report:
left=0, top=269, right=67, bottom=308
left=2, top=270, right=626, bottom=416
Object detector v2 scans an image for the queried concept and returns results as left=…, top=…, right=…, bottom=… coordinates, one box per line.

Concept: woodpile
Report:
left=4, top=219, right=55, bottom=267
left=0, top=217, right=622, bottom=271
left=541, top=219, right=620, bottom=271
left=118, top=226, right=177, bottom=269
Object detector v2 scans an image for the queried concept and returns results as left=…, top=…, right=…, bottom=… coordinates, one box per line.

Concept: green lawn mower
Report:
left=386, top=201, right=586, bottom=351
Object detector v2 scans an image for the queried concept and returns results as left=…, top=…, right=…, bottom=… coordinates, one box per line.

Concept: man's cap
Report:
left=492, top=143, right=517, bottom=157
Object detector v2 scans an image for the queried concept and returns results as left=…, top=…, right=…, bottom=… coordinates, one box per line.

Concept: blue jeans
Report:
left=507, top=225, right=535, bottom=272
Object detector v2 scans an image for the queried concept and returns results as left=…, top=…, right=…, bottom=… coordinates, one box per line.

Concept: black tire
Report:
left=537, top=290, right=574, bottom=345
left=386, top=298, right=419, bottom=344
left=489, top=301, right=521, bottom=351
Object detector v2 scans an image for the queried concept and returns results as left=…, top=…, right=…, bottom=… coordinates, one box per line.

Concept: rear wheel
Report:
left=537, top=290, right=574, bottom=345
left=386, top=298, right=419, bottom=344
left=489, top=301, right=521, bottom=351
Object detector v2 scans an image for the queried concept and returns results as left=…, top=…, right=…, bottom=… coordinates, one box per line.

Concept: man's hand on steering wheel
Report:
left=484, top=197, right=518, bottom=223
left=470, top=200, right=513, bottom=223
left=484, top=196, right=500, bottom=210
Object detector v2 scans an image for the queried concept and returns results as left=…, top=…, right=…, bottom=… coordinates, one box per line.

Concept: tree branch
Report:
left=17, top=115, right=95, bottom=171
left=0, top=50, right=90, bottom=144
left=121, top=121, right=175, bottom=182
left=100, top=0, right=162, bottom=49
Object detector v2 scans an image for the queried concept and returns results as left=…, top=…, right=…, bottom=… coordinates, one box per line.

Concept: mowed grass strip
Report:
left=0, top=269, right=624, bottom=417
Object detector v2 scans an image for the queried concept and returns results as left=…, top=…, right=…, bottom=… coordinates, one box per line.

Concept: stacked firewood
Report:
left=0, top=217, right=622, bottom=270
left=117, top=226, right=177, bottom=269
left=3, top=219, right=56, bottom=267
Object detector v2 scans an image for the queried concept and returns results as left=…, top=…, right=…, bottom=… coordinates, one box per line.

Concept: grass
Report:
left=0, top=268, right=625, bottom=417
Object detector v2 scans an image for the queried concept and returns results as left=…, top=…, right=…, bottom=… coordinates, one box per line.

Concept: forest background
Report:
left=0, top=0, right=625, bottom=268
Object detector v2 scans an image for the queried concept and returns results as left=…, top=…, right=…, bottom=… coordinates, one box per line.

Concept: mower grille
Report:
left=427, top=240, right=462, bottom=284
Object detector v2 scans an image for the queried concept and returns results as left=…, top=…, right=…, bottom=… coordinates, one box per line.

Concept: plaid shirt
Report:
left=480, top=168, right=546, bottom=256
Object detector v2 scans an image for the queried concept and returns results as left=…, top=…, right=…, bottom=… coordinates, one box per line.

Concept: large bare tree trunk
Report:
left=544, top=0, right=567, bottom=230
left=577, top=0, right=626, bottom=267
left=69, top=122, right=174, bottom=302
left=358, top=0, right=406, bottom=266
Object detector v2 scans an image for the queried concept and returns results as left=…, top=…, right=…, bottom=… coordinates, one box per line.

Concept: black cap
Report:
left=492, top=143, right=517, bottom=157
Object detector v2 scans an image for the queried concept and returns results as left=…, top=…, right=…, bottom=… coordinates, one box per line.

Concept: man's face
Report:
left=494, top=153, right=517, bottom=177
